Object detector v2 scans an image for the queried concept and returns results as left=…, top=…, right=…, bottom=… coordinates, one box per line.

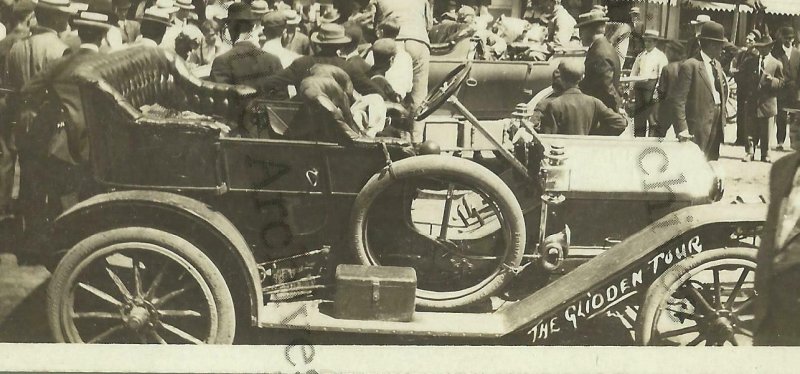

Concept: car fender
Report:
left=51, top=190, right=263, bottom=326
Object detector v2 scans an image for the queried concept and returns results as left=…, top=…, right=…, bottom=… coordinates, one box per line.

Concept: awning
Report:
left=761, top=0, right=800, bottom=15
left=686, top=0, right=754, bottom=13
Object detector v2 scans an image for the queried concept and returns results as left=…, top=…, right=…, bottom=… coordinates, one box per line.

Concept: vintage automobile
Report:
left=42, top=47, right=764, bottom=346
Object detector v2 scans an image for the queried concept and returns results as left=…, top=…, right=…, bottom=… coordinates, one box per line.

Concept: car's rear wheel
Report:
left=636, top=247, right=757, bottom=346
left=351, top=155, right=526, bottom=310
left=47, top=227, right=236, bottom=344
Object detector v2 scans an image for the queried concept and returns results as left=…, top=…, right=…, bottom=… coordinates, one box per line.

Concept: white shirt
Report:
left=365, top=42, right=414, bottom=97
left=262, top=38, right=300, bottom=68
left=80, top=43, right=99, bottom=52
left=784, top=44, right=793, bottom=59
left=631, top=47, right=668, bottom=80
left=700, top=49, right=722, bottom=105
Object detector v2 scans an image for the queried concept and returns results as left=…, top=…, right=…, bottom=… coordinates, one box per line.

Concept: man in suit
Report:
left=732, top=29, right=761, bottom=146
left=671, top=21, right=729, bottom=161
left=540, top=60, right=626, bottom=136
left=112, top=0, right=141, bottom=44
left=576, top=10, right=621, bottom=113
left=16, top=9, right=112, bottom=257
left=775, top=27, right=800, bottom=151
left=654, top=40, right=686, bottom=138
left=210, top=3, right=282, bottom=89
left=755, top=147, right=800, bottom=345
left=747, top=35, right=784, bottom=162
left=282, top=10, right=312, bottom=56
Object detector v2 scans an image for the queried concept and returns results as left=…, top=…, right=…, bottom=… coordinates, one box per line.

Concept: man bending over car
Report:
left=540, top=60, right=627, bottom=136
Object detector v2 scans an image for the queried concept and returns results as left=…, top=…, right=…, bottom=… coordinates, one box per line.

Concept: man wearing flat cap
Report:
left=745, top=34, right=784, bottom=162
left=210, top=2, right=282, bottom=89
left=16, top=9, right=113, bottom=256
left=671, top=21, right=730, bottom=161
left=631, top=29, right=667, bottom=137
left=732, top=29, right=762, bottom=146
left=576, top=10, right=622, bottom=113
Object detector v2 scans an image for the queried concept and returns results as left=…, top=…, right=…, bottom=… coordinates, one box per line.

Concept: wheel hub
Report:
left=125, top=306, right=150, bottom=330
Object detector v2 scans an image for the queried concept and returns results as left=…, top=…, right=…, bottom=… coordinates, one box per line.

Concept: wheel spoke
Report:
left=158, top=309, right=202, bottom=318
left=152, top=283, right=194, bottom=307
left=133, top=257, right=143, bottom=298
left=148, top=329, right=168, bottom=344
left=735, top=326, right=754, bottom=337
left=665, top=308, right=702, bottom=321
left=659, top=324, right=701, bottom=339
left=87, top=324, right=125, bottom=343
left=687, top=334, right=706, bottom=346
left=725, top=268, right=751, bottom=309
left=106, top=267, right=133, bottom=301
left=713, top=268, right=722, bottom=309
left=438, top=183, right=456, bottom=240
left=145, top=261, right=168, bottom=300
left=160, top=322, right=204, bottom=344
left=684, top=283, right=716, bottom=314
left=72, top=311, right=122, bottom=320
left=78, top=282, right=123, bottom=307
left=733, top=297, right=755, bottom=314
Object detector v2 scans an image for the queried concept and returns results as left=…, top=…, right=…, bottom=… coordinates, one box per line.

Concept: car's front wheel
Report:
left=47, top=227, right=236, bottom=344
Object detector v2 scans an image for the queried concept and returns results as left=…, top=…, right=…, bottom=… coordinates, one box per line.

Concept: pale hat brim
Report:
left=310, top=32, right=350, bottom=45
left=575, top=16, right=609, bottom=29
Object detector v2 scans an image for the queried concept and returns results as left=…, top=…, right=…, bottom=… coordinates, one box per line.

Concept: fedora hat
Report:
left=318, top=7, right=340, bottom=24
left=175, top=0, right=194, bottom=10
left=690, top=14, right=711, bottom=25
left=73, top=10, right=112, bottom=28
left=284, top=9, right=301, bottom=25
left=251, top=0, right=268, bottom=15
left=141, top=7, right=172, bottom=26
left=310, top=22, right=350, bottom=44
left=226, top=2, right=260, bottom=21
left=698, top=21, right=725, bottom=42
left=754, top=34, right=775, bottom=48
left=575, top=10, right=609, bottom=28
left=37, top=0, right=80, bottom=15
left=261, top=9, right=286, bottom=29
left=780, top=26, right=796, bottom=40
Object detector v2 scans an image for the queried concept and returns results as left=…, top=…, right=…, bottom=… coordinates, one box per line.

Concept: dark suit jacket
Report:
left=540, top=87, right=627, bottom=136
left=259, top=55, right=383, bottom=99
left=210, top=41, right=282, bottom=89
left=656, top=61, right=681, bottom=128
left=777, top=46, right=800, bottom=104
left=755, top=152, right=800, bottom=345
left=579, top=36, right=622, bottom=112
left=20, top=47, right=99, bottom=165
left=671, top=51, right=729, bottom=157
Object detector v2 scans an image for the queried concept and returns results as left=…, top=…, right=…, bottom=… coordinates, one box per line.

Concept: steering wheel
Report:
left=415, top=62, right=473, bottom=121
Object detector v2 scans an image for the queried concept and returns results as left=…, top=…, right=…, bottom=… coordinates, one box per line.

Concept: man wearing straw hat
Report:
left=15, top=8, right=113, bottom=258
left=282, top=9, right=311, bottom=55
left=630, top=29, right=667, bottom=137
left=671, top=21, right=730, bottom=161
left=576, top=9, right=621, bottom=113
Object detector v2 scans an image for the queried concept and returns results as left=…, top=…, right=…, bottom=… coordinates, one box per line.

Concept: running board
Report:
left=257, top=205, right=765, bottom=341
left=258, top=300, right=506, bottom=338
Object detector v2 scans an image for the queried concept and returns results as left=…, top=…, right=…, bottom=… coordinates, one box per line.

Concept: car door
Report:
left=220, top=138, right=332, bottom=256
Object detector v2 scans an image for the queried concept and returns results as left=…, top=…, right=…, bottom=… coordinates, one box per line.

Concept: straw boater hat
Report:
left=141, top=7, right=173, bottom=26
left=310, top=23, right=351, bottom=44
left=37, top=0, right=80, bottom=14
left=575, top=10, right=609, bottom=28
left=175, top=0, right=194, bottom=10
left=154, top=0, right=178, bottom=14
left=642, top=29, right=660, bottom=39
left=283, top=9, right=300, bottom=25
left=73, top=10, right=112, bottom=28
left=690, top=14, right=711, bottom=26
left=251, top=0, right=268, bottom=15
left=629, top=6, right=640, bottom=15
left=698, top=21, right=726, bottom=42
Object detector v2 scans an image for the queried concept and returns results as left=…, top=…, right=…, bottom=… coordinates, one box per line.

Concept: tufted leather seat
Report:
left=75, top=46, right=258, bottom=189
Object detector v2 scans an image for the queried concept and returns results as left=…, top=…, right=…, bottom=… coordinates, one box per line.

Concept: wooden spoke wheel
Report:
left=636, top=247, right=757, bottom=346
left=47, top=227, right=236, bottom=344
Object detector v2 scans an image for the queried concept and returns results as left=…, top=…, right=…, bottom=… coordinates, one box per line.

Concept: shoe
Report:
left=776, top=145, right=785, bottom=151
left=742, top=153, right=753, bottom=162
left=762, top=155, right=772, bottom=163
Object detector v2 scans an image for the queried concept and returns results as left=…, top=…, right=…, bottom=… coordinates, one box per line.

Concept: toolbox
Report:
left=333, top=264, right=417, bottom=322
